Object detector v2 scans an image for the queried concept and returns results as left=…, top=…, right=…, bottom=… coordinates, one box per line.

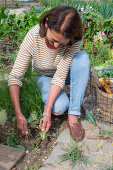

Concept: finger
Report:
left=21, top=130, right=26, bottom=135
left=39, top=118, right=43, bottom=129
left=19, top=122, right=26, bottom=135
left=41, top=120, right=47, bottom=131
left=45, top=122, right=51, bottom=132
left=24, top=123, right=28, bottom=134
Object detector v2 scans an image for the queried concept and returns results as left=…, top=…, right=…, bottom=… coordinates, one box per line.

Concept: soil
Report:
left=0, top=113, right=69, bottom=169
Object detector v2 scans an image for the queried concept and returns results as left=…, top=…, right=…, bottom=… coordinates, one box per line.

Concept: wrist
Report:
left=45, top=103, right=53, bottom=111
left=15, top=111, right=23, bottom=118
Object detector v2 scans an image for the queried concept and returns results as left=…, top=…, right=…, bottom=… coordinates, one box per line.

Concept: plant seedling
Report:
left=40, top=130, right=46, bottom=139
left=26, top=164, right=38, bottom=170
left=7, top=133, right=25, bottom=150
left=39, top=130, right=51, bottom=140
left=34, top=151, right=41, bottom=156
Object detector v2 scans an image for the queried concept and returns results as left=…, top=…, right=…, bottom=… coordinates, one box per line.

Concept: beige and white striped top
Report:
left=8, top=24, right=82, bottom=89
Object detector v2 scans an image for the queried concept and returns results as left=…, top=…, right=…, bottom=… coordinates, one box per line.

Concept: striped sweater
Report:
left=8, top=24, right=82, bottom=89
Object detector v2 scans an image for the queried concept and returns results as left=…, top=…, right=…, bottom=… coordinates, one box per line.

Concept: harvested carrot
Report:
left=106, top=79, right=110, bottom=85
left=99, top=78, right=112, bottom=94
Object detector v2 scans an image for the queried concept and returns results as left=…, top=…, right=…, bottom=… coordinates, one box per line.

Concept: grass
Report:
left=100, top=129, right=113, bottom=137
left=102, top=164, right=113, bottom=170
left=60, top=142, right=88, bottom=169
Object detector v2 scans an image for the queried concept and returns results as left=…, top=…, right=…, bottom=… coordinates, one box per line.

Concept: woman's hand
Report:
left=16, top=113, right=28, bottom=135
left=39, top=104, right=52, bottom=132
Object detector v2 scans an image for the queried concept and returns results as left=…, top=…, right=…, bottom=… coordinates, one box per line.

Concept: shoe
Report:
left=67, top=119, right=85, bottom=141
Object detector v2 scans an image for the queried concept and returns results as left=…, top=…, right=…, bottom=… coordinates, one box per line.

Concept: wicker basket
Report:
left=90, top=68, right=113, bottom=123
left=97, top=82, right=113, bottom=123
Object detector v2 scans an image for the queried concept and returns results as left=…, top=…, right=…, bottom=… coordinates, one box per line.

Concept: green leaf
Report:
left=27, top=117, right=33, bottom=124
left=7, top=137, right=16, bottom=147
left=86, top=113, right=96, bottom=125
left=0, top=109, right=8, bottom=125
left=7, top=133, right=20, bottom=147
left=15, top=145, right=25, bottom=150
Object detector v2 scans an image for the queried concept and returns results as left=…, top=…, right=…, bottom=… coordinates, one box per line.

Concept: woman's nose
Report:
left=54, top=42, right=60, bottom=48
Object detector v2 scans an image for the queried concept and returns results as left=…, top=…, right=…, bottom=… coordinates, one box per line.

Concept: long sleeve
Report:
left=51, top=40, right=82, bottom=89
left=8, top=31, right=34, bottom=87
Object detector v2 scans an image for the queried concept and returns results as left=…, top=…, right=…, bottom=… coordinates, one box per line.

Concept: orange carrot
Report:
left=99, top=78, right=112, bottom=94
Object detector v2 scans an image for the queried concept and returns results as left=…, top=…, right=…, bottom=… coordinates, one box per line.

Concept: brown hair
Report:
left=39, top=6, right=83, bottom=46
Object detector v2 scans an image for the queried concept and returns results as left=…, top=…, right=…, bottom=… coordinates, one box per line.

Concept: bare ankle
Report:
left=68, top=115, right=78, bottom=123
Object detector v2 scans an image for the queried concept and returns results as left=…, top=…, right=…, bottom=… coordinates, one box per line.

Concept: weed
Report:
left=32, top=140, right=40, bottom=148
left=100, top=129, right=113, bottom=137
left=34, top=151, right=41, bottom=156
left=60, top=142, right=88, bottom=169
left=102, top=164, right=113, bottom=170
left=26, top=164, right=38, bottom=170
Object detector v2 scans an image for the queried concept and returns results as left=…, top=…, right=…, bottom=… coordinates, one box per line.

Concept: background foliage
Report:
left=0, top=0, right=113, bottom=123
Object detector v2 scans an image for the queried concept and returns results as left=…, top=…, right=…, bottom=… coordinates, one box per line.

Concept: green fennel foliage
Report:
left=20, top=65, right=44, bottom=119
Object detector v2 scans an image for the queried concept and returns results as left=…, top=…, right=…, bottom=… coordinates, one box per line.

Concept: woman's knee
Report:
left=71, top=51, right=90, bottom=70
left=52, top=95, right=69, bottom=116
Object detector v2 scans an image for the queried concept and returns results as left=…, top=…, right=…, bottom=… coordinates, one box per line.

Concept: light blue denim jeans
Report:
left=36, top=51, right=90, bottom=116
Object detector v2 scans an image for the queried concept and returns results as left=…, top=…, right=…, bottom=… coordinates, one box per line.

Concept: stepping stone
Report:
left=0, top=144, right=25, bottom=170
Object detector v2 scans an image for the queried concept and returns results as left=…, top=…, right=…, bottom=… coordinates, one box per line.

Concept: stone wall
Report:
left=0, top=0, right=101, bottom=9
left=0, top=0, right=39, bottom=8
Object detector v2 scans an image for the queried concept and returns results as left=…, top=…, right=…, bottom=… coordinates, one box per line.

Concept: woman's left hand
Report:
left=39, top=107, right=51, bottom=132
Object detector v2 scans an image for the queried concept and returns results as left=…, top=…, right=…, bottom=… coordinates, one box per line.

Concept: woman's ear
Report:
left=45, top=18, right=48, bottom=28
left=45, top=22, right=47, bottom=28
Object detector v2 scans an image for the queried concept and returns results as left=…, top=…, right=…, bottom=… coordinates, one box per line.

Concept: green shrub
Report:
left=82, top=40, right=111, bottom=67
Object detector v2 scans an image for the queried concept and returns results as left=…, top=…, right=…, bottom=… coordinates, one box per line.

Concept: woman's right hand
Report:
left=16, top=113, right=28, bottom=135
left=39, top=114, right=51, bottom=133
left=39, top=104, right=52, bottom=132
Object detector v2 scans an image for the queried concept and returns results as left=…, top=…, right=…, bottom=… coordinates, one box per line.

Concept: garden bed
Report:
left=0, top=113, right=68, bottom=169
left=0, top=1, right=113, bottom=169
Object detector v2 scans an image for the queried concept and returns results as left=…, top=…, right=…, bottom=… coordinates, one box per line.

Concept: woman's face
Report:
left=45, top=28, right=70, bottom=49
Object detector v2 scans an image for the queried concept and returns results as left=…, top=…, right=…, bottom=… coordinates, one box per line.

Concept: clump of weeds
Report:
left=100, top=129, right=113, bottom=138
left=60, top=142, right=89, bottom=169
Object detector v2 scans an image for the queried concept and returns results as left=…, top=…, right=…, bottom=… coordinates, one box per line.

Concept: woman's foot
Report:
left=67, top=115, right=85, bottom=141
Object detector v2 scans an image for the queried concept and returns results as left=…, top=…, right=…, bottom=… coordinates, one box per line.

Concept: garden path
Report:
left=39, top=119, right=113, bottom=170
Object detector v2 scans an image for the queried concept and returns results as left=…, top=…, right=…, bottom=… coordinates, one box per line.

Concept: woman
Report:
left=8, top=6, right=90, bottom=141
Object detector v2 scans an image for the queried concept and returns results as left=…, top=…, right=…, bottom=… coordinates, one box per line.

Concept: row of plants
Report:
left=0, top=0, right=113, bottom=46
left=0, top=6, right=51, bottom=44
left=0, top=1, right=112, bottom=67
left=40, top=0, right=113, bottom=47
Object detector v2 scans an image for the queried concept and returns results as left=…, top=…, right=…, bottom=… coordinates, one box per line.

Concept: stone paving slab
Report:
left=39, top=120, right=113, bottom=170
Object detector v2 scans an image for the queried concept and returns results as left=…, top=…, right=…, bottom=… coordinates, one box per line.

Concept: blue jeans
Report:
left=36, top=51, right=90, bottom=116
